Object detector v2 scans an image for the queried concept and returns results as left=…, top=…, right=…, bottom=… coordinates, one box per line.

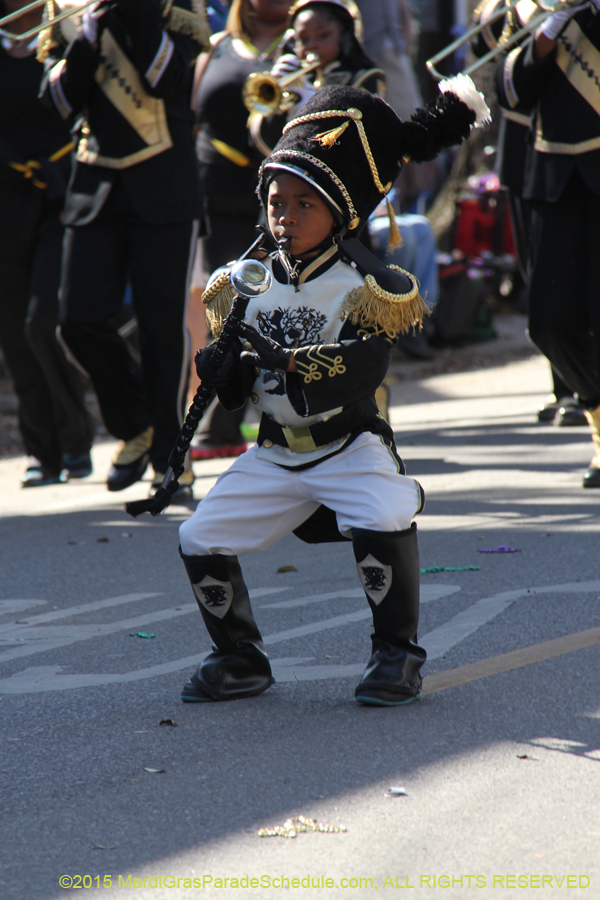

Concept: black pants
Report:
left=198, top=164, right=260, bottom=444
left=528, top=171, right=600, bottom=409
left=0, top=179, right=93, bottom=471
left=60, top=180, right=197, bottom=472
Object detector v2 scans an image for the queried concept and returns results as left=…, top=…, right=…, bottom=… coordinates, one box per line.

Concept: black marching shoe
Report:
left=583, top=466, right=600, bottom=488
left=21, top=457, right=65, bottom=488
left=180, top=550, right=274, bottom=702
left=106, top=427, right=153, bottom=492
left=553, top=398, right=588, bottom=427
left=61, top=453, right=93, bottom=479
left=352, top=523, right=426, bottom=706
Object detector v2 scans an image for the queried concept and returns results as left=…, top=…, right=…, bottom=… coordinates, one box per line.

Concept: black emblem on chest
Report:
left=257, top=306, right=327, bottom=349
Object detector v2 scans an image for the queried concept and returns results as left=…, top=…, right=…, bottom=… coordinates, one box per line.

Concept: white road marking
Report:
left=421, top=580, right=600, bottom=660
left=0, top=588, right=286, bottom=665
left=0, top=600, right=47, bottom=617
left=0, top=593, right=161, bottom=634
left=1, top=581, right=597, bottom=694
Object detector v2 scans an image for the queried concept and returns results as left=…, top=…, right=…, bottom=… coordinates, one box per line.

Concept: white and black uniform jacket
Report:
left=207, top=246, right=403, bottom=472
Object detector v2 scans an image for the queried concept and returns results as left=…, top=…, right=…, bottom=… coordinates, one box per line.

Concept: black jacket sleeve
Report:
left=285, top=318, right=393, bottom=417
left=113, top=0, right=202, bottom=97
left=40, top=38, right=99, bottom=121
left=495, top=36, right=556, bottom=113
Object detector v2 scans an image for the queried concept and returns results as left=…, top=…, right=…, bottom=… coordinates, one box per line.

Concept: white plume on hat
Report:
left=438, top=73, right=491, bottom=127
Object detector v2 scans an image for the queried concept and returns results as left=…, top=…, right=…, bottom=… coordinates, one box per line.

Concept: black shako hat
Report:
left=258, top=76, right=490, bottom=234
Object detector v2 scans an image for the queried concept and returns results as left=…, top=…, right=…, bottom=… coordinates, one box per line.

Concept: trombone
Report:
left=242, top=53, right=323, bottom=117
left=426, top=0, right=581, bottom=81
left=0, top=0, right=99, bottom=43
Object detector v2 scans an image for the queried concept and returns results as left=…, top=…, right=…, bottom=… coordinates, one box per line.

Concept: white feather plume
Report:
left=438, top=73, right=491, bottom=127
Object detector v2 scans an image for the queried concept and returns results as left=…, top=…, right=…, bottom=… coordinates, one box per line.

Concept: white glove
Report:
left=82, top=1, right=107, bottom=44
left=270, top=53, right=304, bottom=79
left=541, top=1, right=591, bottom=40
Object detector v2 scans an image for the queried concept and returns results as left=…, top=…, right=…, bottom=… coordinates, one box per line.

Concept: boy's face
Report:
left=293, top=9, right=344, bottom=67
left=267, top=173, right=336, bottom=259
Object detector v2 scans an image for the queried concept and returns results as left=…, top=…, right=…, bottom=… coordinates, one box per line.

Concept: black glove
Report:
left=194, top=344, right=234, bottom=389
left=238, top=322, right=293, bottom=371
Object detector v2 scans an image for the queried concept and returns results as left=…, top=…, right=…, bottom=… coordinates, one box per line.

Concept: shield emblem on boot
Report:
left=356, top=555, right=392, bottom=605
left=192, top=576, right=234, bottom=619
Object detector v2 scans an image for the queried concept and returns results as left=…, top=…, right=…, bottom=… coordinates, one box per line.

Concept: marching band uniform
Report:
left=0, top=16, right=94, bottom=485
left=495, top=1, right=600, bottom=485
left=177, top=80, right=489, bottom=705
left=39, top=0, right=209, bottom=492
left=250, top=0, right=385, bottom=157
left=475, top=0, right=583, bottom=422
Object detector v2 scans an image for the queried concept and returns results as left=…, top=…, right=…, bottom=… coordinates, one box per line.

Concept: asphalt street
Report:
left=0, top=347, right=598, bottom=900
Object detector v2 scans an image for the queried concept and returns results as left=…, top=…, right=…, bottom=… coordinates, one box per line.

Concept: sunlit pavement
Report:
left=1, top=350, right=598, bottom=900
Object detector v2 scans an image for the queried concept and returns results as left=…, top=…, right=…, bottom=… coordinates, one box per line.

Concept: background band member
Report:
left=0, top=0, right=94, bottom=487
left=40, top=0, right=208, bottom=496
left=496, top=0, right=600, bottom=487
left=248, top=0, right=385, bottom=155
left=189, top=0, right=291, bottom=460
left=474, top=0, right=585, bottom=425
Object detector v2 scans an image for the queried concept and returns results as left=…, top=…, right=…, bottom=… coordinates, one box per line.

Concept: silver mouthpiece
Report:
left=230, top=260, right=272, bottom=298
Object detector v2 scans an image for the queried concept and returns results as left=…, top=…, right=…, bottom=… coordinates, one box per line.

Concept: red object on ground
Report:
left=190, top=443, right=248, bottom=461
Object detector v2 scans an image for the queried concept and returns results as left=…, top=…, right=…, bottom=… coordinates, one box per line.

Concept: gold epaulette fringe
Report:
left=202, top=271, right=235, bottom=336
left=166, top=3, right=211, bottom=49
left=341, top=266, right=429, bottom=336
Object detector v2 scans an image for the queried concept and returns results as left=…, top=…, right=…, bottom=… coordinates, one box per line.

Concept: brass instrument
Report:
left=426, top=0, right=583, bottom=81
left=242, top=53, right=323, bottom=117
left=0, top=0, right=99, bottom=43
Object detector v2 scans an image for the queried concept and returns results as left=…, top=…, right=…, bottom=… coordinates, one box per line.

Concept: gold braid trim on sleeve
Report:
left=294, top=346, right=347, bottom=384
left=202, top=272, right=235, bottom=336
left=341, top=265, right=429, bottom=336
left=166, top=0, right=211, bottom=49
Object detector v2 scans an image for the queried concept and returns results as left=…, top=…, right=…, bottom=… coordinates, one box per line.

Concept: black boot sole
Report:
left=181, top=673, right=274, bottom=702
left=355, top=691, right=420, bottom=707
left=583, top=466, right=600, bottom=488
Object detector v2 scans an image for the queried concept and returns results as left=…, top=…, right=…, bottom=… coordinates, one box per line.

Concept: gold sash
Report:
left=76, top=29, right=173, bottom=168
left=534, top=20, right=600, bottom=154
left=556, top=19, right=600, bottom=114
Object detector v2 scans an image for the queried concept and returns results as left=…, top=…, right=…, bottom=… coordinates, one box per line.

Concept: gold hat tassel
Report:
left=386, top=196, right=403, bottom=253
left=311, top=120, right=350, bottom=148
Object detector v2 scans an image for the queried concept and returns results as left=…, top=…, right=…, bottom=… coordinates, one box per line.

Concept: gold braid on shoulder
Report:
left=341, top=265, right=429, bottom=336
left=36, top=0, right=64, bottom=62
left=164, top=0, right=211, bottom=48
left=202, top=271, right=235, bottom=336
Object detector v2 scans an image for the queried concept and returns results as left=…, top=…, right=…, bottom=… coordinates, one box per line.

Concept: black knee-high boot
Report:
left=352, top=523, right=426, bottom=706
left=180, top=551, right=274, bottom=701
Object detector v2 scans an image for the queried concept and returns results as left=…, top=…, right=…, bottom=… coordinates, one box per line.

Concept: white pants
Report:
left=179, top=432, right=422, bottom=557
